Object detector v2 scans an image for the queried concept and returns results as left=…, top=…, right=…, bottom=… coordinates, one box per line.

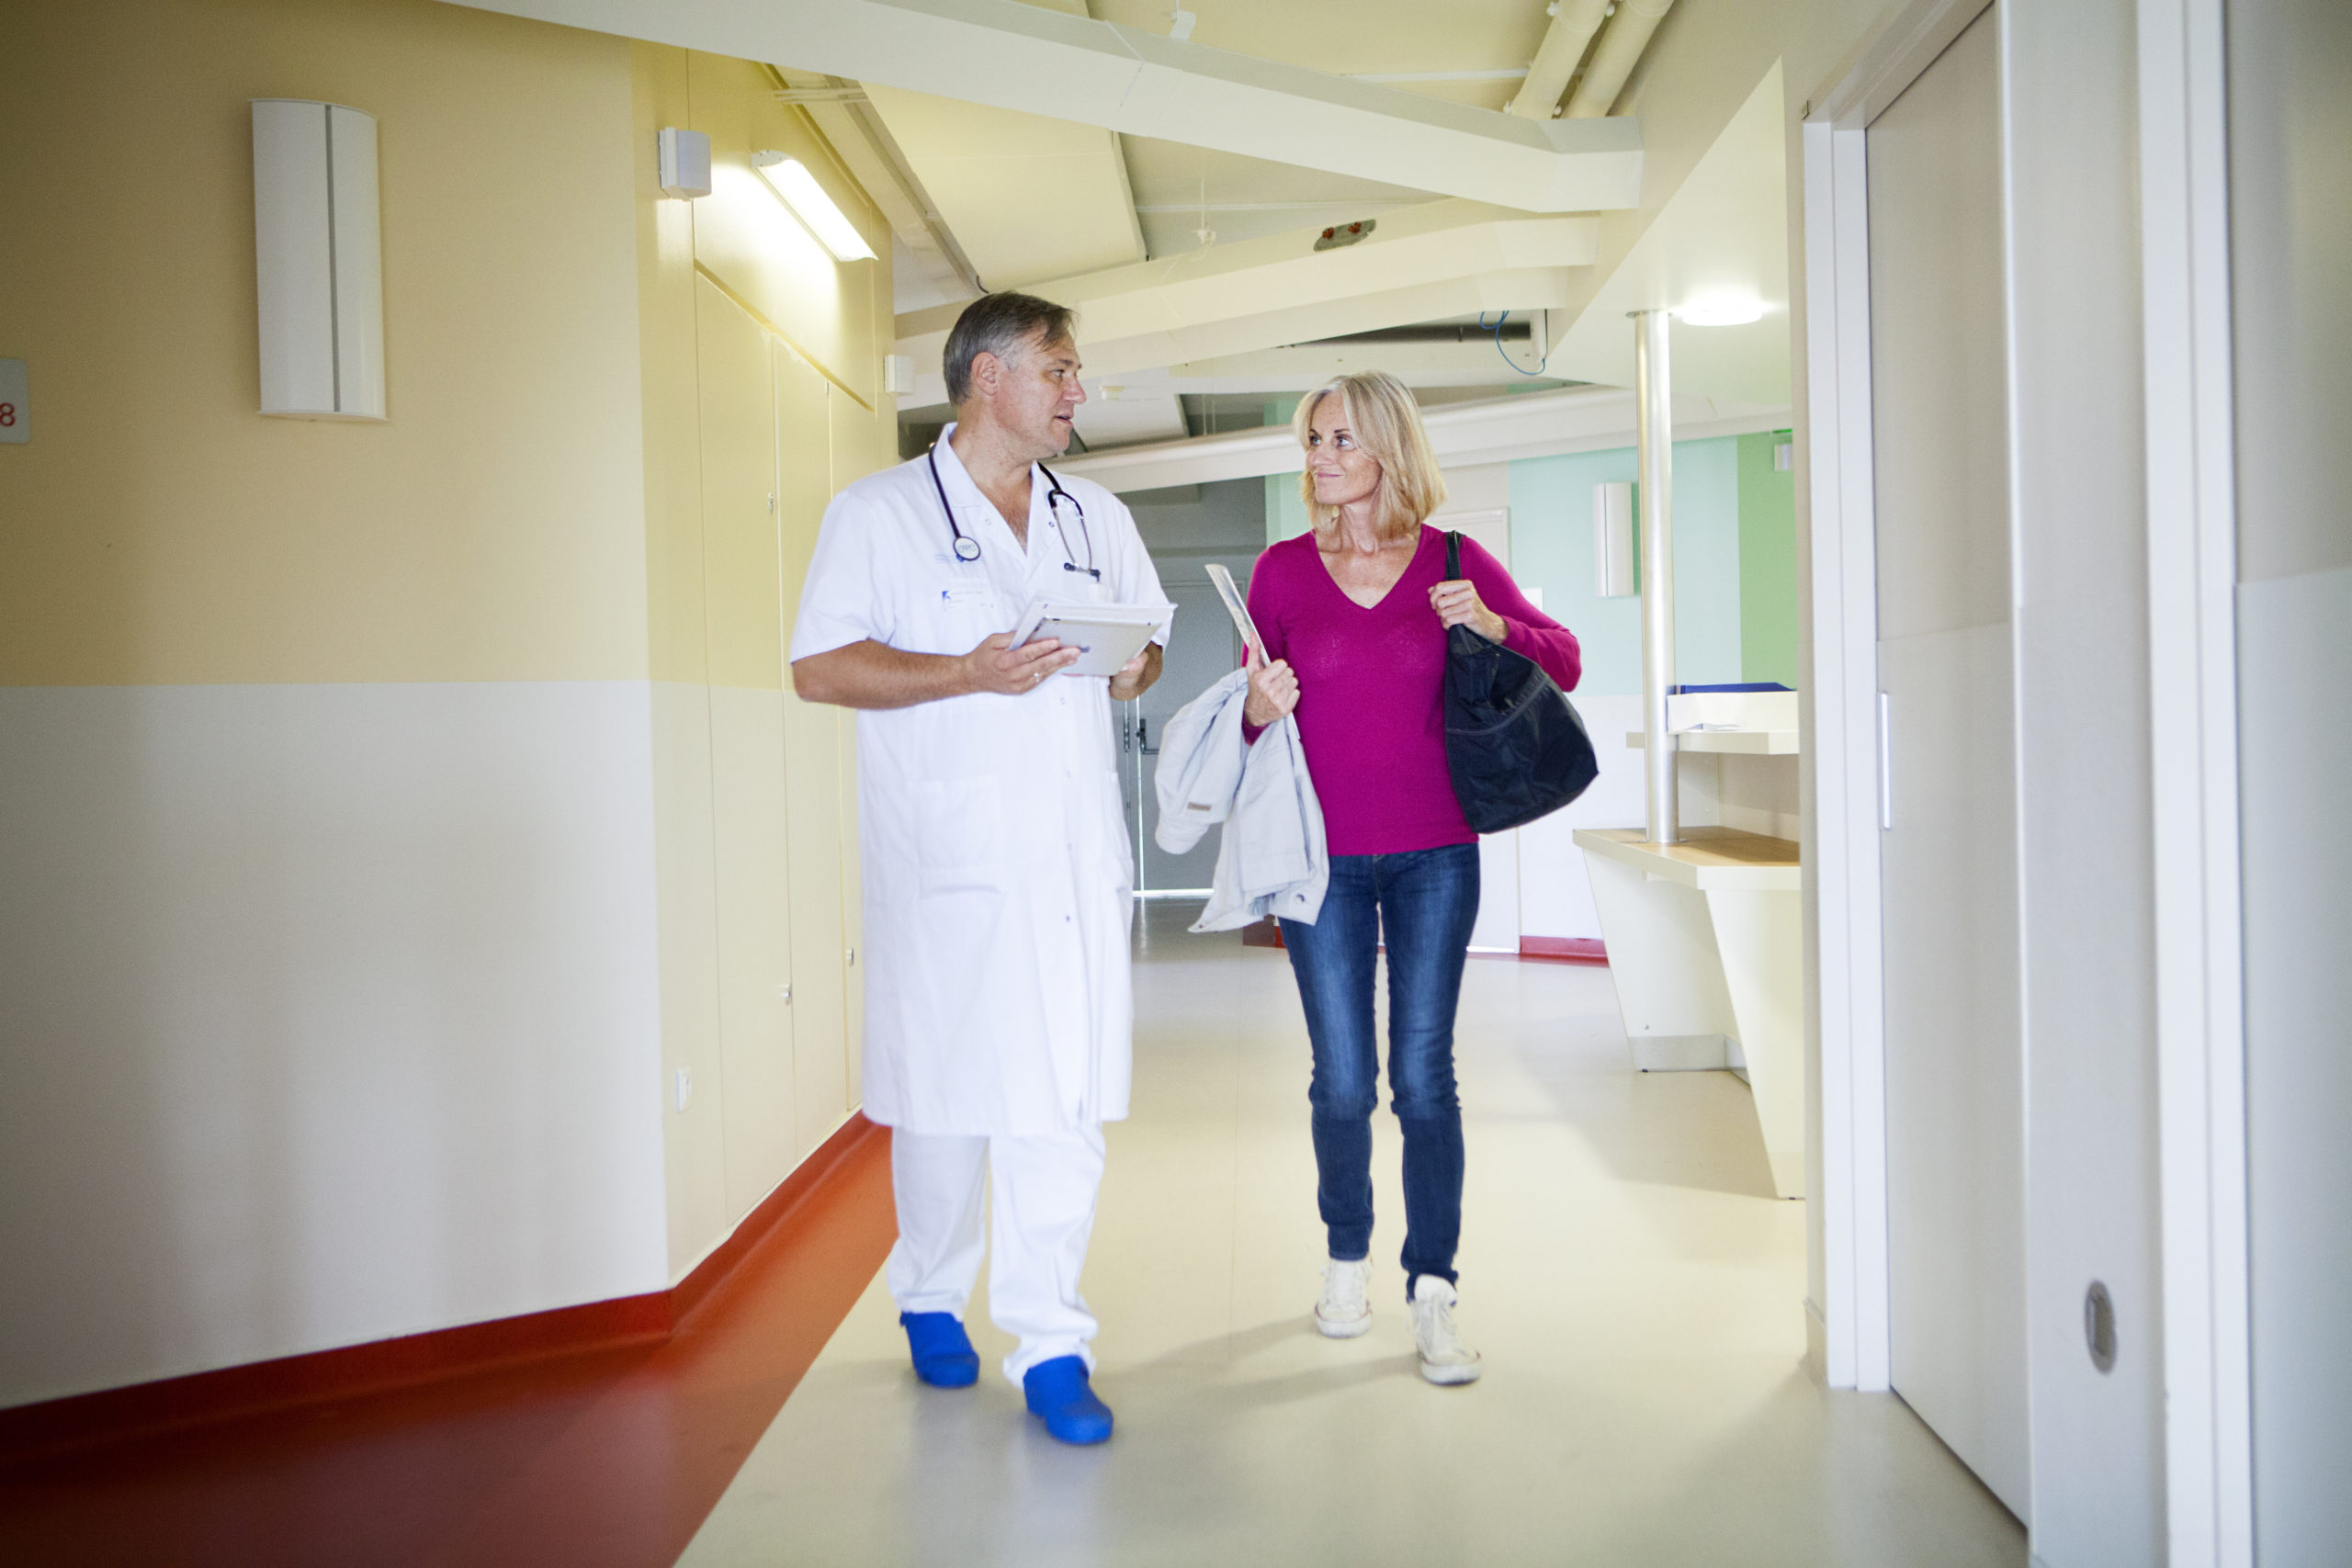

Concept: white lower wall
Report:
left=1520, top=694, right=1645, bottom=942
left=0, top=682, right=669, bottom=1409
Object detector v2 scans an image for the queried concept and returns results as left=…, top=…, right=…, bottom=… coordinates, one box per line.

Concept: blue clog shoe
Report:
left=1022, top=1355, right=1113, bottom=1445
left=899, top=1312, right=979, bottom=1388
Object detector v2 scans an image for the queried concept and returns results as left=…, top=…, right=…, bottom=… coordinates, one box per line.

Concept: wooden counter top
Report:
left=1623, top=729, right=1802, bottom=755
left=1572, top=826, right=1803, bottom=892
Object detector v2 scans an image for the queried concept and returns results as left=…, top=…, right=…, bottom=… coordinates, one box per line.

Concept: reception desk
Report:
left=1575, top=821, right=1804, bottom=1199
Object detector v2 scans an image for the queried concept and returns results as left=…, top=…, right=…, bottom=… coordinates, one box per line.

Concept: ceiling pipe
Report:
left=1507, top=0, right=1611, bottom=120
left=1565, top=0, right=1677, bottom=118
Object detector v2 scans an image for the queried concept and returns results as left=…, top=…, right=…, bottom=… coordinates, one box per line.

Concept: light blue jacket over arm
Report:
left=1152, top=668, right=1328, bottom=931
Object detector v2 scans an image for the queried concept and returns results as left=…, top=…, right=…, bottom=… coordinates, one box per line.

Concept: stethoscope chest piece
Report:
left=952, top=536, right=981, bottom=562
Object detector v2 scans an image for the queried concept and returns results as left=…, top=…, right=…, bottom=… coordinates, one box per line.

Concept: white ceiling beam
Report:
left=895, top=200, right=1598, bottom=403
left=1053, top=384, right=1787, bottom=493
left=1167, top=335, right=1555, bottom=385
left=439, top=0, right=1642, bottom=212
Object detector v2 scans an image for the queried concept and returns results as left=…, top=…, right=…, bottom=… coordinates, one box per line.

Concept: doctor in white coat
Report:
left=790, top=292, right=1165, bottom=1446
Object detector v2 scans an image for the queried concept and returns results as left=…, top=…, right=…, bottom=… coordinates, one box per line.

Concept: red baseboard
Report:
left=1519, top=935, right=1609, bottom=964
left=0, top=1112, right=886, bottom=1465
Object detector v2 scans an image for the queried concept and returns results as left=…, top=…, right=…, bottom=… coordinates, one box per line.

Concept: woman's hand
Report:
left=1430, top=579, right=1509, bottom=643
left=1244, top=652, right=1299, bottom=728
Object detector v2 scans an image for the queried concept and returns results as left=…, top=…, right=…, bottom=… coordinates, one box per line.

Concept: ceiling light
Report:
left=1676, top=295, right=1767, bottom=326
left=751, top=152, right=876, bottom=262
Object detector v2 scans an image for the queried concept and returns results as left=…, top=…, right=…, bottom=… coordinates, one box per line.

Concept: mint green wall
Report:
left=1736, top=432, right=1801, bottom=687
left=1264, top=398, right=1308, bottom=544
left=1266, top=473, right=1310, bottom=544
left=1254, top=419, right=1797, bottom=692
left=1508, top=436, right=1745, bottom=695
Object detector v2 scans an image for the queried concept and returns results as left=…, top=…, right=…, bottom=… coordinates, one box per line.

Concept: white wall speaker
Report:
left=658, top=128, right=712, bottom=199
left=252, top=100, right=385, bottom=421
left=1594, top=480, right=1636, bottom=597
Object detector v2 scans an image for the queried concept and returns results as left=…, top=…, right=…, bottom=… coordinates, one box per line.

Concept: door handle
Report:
left=1877, top=691, right=1893, bottom=831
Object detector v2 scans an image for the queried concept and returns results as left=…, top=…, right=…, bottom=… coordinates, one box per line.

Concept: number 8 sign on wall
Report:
left=0, top=359, right=26, bottom=445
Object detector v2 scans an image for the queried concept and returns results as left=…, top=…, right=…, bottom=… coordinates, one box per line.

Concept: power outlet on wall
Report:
left=674, top=1066, right=693, bottom=1111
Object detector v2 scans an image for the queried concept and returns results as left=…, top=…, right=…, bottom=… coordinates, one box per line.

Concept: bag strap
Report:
left=1445, top=528, right=1462, bottom=580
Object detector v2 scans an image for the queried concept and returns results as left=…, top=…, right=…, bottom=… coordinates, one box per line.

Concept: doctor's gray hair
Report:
left=942, top=292, right=1077, bottom=407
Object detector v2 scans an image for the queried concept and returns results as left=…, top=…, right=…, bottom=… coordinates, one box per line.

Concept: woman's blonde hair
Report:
left=1291, top=371, right=1447, bottom=545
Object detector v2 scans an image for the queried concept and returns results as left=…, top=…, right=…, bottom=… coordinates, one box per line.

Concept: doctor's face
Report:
left=982, top=329, right=1088, bottom=460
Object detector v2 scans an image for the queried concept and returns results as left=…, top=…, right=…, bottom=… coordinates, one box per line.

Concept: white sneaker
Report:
left=1408, top=1275, right=1482, bottom=1384
left=1314, top=1257, right=1374, bottom=1338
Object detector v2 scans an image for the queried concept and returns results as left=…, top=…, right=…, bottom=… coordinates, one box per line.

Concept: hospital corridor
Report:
left=4, top=0, right=2346, bottom=1562
left=676, top=906, right=2020, bottom=1565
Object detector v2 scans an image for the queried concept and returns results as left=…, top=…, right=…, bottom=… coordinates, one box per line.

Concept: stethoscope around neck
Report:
left=926, top=442, right=1099, bottom=581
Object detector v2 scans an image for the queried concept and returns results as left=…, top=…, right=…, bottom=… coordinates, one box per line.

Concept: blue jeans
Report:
left=1279, top=843, right=1479, bottom=1292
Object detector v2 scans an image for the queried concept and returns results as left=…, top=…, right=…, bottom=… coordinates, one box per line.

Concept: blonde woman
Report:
left=1241, top=372, right=1582, bottom=1383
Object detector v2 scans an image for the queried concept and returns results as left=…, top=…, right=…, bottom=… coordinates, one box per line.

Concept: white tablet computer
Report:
left=1011, top=599, right=1174, bottom=678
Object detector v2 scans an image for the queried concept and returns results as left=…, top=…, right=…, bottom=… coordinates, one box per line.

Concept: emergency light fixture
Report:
left=752, top=152, right=876, bottom=262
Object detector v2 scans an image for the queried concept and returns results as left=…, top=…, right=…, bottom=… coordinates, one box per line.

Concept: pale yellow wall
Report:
left=631, top=42, right=893, bottom=1280
left=0, top=0, right=650, bottom=685
left=634, top=40, right=713, bottom=692
left=0, top=0, right=888, bottom=1291
left=686, top=54, right=887, bottom=412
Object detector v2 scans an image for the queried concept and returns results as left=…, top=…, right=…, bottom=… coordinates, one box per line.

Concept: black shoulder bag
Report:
left=1440, top=530, right=1600, bottom=833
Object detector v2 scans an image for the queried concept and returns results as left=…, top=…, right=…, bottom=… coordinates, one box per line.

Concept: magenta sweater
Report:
left=1243, top=526, right=1583, bottom=856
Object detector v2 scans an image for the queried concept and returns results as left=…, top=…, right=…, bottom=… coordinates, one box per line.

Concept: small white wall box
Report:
left=658, top=128, right=712, bottom=199
left=1593, top=480, right=1636, bottom=597
left=252, top=100, right=385, bottom=421
left=883, top=355, right=915, bottom=396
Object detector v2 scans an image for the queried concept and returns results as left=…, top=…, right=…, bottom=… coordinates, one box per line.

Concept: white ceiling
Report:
left=1545, top=61, right=1791, bottom=405
left=891, top=199, right=1600, bottom=407
left=861, top=81, right=1146, bottom=289
left=446, top=0, right=1793, bottom=443
left=848, top=0, right=1795, bottom=438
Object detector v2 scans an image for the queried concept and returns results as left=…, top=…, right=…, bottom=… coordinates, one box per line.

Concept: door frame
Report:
left=1800, top=0, right=1991, bottom=1397
left=2136, top=0, right=2253, bottom=1559
left=1803, top=0, right=2254, bottom=1555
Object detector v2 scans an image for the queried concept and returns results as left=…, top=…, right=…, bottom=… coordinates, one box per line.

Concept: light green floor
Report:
left=682, top=905, right=2025, bottom=1567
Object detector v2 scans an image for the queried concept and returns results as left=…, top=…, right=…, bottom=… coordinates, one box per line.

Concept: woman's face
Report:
left=1305, top=395, right=1383, bottom=513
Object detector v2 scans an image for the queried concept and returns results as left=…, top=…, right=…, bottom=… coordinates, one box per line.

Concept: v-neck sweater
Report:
left=1243, top=526, right=1583, bottom=856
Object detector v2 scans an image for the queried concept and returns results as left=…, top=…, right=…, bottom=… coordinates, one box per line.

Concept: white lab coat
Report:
left=790, top=429, right=1169, bottom=1137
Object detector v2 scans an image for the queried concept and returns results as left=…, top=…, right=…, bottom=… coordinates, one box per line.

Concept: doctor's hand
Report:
left=963, top=632, right=1080, bottom=696
left=1108, top=642, right=1162, bottom=703
left=1243, top=654, right=1299, bottom=728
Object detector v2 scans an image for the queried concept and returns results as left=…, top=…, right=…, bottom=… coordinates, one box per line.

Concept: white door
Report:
left=1865, top=5, right=2029, bottom=1519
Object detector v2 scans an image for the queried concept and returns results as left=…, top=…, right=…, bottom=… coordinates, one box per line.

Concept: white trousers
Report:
left=886, top=1124, right=1106, bottom=1386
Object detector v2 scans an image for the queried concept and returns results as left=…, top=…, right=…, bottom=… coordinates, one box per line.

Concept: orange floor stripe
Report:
left=0, top=1129, right=896, bottom=1567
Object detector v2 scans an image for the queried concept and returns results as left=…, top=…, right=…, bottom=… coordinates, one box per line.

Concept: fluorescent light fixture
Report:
left=1676, top=294, right=1767, bottom=326
left=751, top=152, right=875, bottom=262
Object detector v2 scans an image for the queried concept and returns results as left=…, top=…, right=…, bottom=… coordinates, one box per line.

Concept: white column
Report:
left=1633, top=308, right=1678, bottom=843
